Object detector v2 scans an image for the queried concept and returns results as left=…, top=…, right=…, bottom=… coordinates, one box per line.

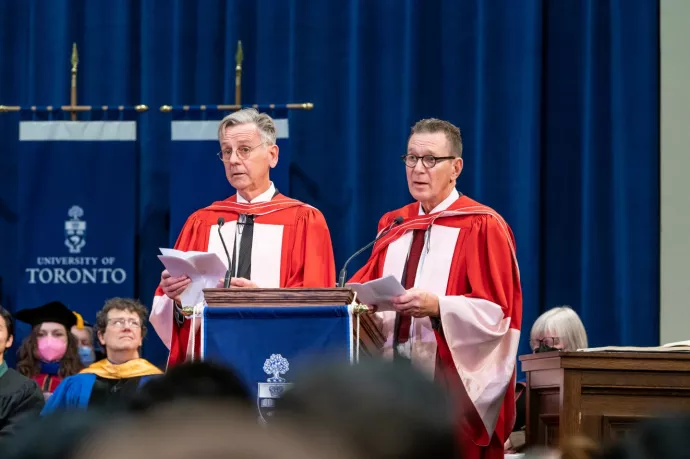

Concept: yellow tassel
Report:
left=73, top=311, right=84, bottom=329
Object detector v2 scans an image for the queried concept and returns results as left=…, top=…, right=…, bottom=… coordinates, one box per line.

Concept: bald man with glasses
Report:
left=349, top=118, right=522, bottom=459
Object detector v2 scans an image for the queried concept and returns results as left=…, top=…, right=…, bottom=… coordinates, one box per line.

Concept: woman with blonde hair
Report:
left=506, top=306, right=589, bottom=454
left=529, top=305, right=588, bottom=353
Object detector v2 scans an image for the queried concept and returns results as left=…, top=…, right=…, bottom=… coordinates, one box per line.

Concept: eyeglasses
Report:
left=529, top=337, right=560, bottom=350
left=107, top=318, right=141, bottom=329
left=217, top=143, right=265, bottom=162
left=401, top=154, right=457, bottom=169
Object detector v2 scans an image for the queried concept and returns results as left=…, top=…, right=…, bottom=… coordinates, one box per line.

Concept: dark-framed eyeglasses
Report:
left=529, top=337, right=560, bottom=350
left=217, top=143, right=265, bottom=162
left=401, top=154, right=457, bottom=169
left=107, top=318, right=141, bottom=329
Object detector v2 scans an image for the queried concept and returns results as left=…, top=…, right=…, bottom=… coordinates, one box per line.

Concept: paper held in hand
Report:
left=157, top=248, right=227, bottom=306
left=346, top=275, right=406, bottom=312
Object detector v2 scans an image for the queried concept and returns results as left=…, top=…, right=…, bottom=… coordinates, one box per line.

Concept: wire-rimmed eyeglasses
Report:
left=217, top=143, right=265, bottom=162
left=401, top=154, right=456, bottom=169
left=107, top=318, right=142, bottom=329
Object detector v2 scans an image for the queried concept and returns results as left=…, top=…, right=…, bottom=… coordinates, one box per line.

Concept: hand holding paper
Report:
left=158, top=248, right=227, bottom=306
left=346, top=275, right=406, bottom=312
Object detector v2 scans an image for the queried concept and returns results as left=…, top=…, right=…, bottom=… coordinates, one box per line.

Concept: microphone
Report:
left=337, top=216, right=404, bottom=288
left=217, top=217, right=233, bottom=288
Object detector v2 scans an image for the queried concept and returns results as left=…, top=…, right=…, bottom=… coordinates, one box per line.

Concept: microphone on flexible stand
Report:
left=337, top=216, right=404, bottom=288
left=217, top=217, right=233, bottom=288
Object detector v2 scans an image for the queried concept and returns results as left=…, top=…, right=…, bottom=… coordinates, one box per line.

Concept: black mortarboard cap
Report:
left=15, top=301, right=78, bottom=329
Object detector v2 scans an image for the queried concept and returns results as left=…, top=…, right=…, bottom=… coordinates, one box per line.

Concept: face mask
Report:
left=78, top=345, right=96, bottom=366
left=535, top=343, right=560, bottom=353
left=37, top=336, right=68, bottom=362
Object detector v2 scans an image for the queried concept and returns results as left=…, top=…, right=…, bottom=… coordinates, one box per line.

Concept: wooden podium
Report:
left=203, top=287, right=385, bottom=356
left=520, top=351, right=690, bottom=448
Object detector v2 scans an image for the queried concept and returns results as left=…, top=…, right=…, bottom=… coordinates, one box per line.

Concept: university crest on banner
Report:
left=257, top=353, right=294, bottom=422
left=64, top=205, right=86, bottom=254
left=201, top=305, right=354, bottom=423
left=15, top=115, right=138, bottom=323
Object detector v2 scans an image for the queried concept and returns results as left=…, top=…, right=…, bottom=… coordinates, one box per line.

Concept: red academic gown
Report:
left=349, top=195, right=522, bottom=459
left=150, top=193, right=336, bottom=367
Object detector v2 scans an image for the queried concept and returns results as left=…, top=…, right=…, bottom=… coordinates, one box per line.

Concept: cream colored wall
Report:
left=660, top=0, right=690, bottom=344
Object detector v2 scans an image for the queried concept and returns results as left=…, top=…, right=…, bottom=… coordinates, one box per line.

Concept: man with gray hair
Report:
left=349, top=118, right=522, bottom=459
left=151, top=108, right=336, bottom=366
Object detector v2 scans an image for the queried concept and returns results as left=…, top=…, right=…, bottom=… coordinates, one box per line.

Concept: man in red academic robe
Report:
left=150, top=108, right=336, bottom=367
left=349, top=118, right=522, bottom=459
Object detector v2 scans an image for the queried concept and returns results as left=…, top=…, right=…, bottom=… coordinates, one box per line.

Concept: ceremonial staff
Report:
left=160, top=41, right=313, bottom=113
left=0, top=43, right=148, bottom=115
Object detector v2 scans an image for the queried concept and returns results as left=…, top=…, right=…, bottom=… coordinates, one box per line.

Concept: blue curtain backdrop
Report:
left=0, top=0, right=659, bottom=370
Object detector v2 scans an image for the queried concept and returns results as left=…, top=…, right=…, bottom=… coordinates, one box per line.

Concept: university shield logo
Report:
left=64, top=205, right=87, bottom=254
left=257, top=353, right=293, bottom=423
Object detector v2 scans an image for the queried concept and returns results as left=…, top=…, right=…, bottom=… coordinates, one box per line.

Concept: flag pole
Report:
left=235, top=41, right=244, bottom=106
left=159, top=39, right=313, bottom=112
left=70, top=43, right=78, bottom=120
left=1, top=43, right=147, bottom=115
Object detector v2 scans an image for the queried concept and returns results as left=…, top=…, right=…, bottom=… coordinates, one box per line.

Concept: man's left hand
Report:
left=214, top=277, right=259, bottom=288
left=391, top=288, right=440, bottom=318
left=229, top=277, right=259, bottom=288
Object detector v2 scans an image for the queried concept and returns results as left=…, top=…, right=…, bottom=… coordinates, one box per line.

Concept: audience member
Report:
left=278, top=359, right=457, bottom=459
left=73, top=401, right=356, bottom=459
left=0, top=306, right=44, bottom=440
left=507, top=305, right=589, bottom=454
left=4, top=409, right=117, bottom=459
left=529, top=305, right=588, bottom=353
left=15, top=301, right=84, bottom=399
left=129, top=360, right=251, bottom=412
left=70, top=312, right=105, bottom=366
left=41, top=298, right=161, bottom=414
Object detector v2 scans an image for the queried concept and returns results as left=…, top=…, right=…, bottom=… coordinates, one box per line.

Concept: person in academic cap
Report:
left=0, top=305, right=44, bottom=440
left=41, top=298, right=162, bottom=414
left=70, top=312, right=106, bottom=367
left=15, top=301, right=84, bottom=399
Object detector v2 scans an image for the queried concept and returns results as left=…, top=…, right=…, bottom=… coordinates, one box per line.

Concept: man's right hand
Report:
left=160, top=269, right=191, bottom=303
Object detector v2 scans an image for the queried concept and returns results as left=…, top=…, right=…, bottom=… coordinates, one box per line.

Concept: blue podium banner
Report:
left=16, top=120, right=136, bottom=323
left=202, top=305, right=353, bottom=421
left=168, top=108, right=291, bottom=244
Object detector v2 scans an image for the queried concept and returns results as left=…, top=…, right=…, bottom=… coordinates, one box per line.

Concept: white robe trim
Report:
left=149, top=220, right=284, bottom=359
left=377, top=223, right=519, bottom=438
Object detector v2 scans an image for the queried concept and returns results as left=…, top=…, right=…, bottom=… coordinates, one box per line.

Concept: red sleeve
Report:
left=285, top=207, right=336, bottom=288
left=457, top=214, right=522, bottom=329
left=152, top=212, right=209, bottom=365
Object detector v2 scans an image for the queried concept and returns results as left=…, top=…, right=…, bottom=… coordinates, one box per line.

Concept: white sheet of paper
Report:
left=157, top=248, right=228, bottom=305
left=346, top=275, right=407, bottom=312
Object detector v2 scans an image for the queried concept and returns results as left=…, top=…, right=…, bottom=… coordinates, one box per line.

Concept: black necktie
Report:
left=236, top=214, right=255, bottom=279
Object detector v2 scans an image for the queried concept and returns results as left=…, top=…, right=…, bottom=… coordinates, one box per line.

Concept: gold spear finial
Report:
left=235, top=40, right=243, bottom=106
left=70, top=43, right=78, bottom=120
left=71, top=43, right=78, bottom=73
left=235, top=40, right=244, bottom=71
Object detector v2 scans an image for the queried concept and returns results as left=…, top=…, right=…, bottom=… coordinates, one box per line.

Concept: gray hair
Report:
left=410, top=118, right=463, bottom=157
left=530, top=306, right=588, bottom=351
left=217, top=108, right=277, bottom=145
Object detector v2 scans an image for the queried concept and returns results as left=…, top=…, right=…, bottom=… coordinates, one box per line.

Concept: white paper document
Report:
left=346, top=275, right=407, bottom=312
left=157, top=248, right=227, bottom=306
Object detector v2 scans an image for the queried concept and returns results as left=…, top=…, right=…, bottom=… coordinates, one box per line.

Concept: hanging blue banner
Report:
left=202, top=305, right=353, bottom=422
left=168, top=107, right=291, bottom=244
left=16, top=117, right=136, bottom=324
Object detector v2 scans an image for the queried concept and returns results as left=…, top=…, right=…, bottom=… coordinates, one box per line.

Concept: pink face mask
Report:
left=37, top=336, right=67, bottom=362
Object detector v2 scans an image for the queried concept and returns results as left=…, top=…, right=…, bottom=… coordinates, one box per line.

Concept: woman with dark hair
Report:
left=0, top=305, right=44, bottom=439
left=15, top=301, right=84, bottom=399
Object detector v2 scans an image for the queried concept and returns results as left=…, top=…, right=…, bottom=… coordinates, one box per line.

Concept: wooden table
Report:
left=520, top=351, right=690, bottom=447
